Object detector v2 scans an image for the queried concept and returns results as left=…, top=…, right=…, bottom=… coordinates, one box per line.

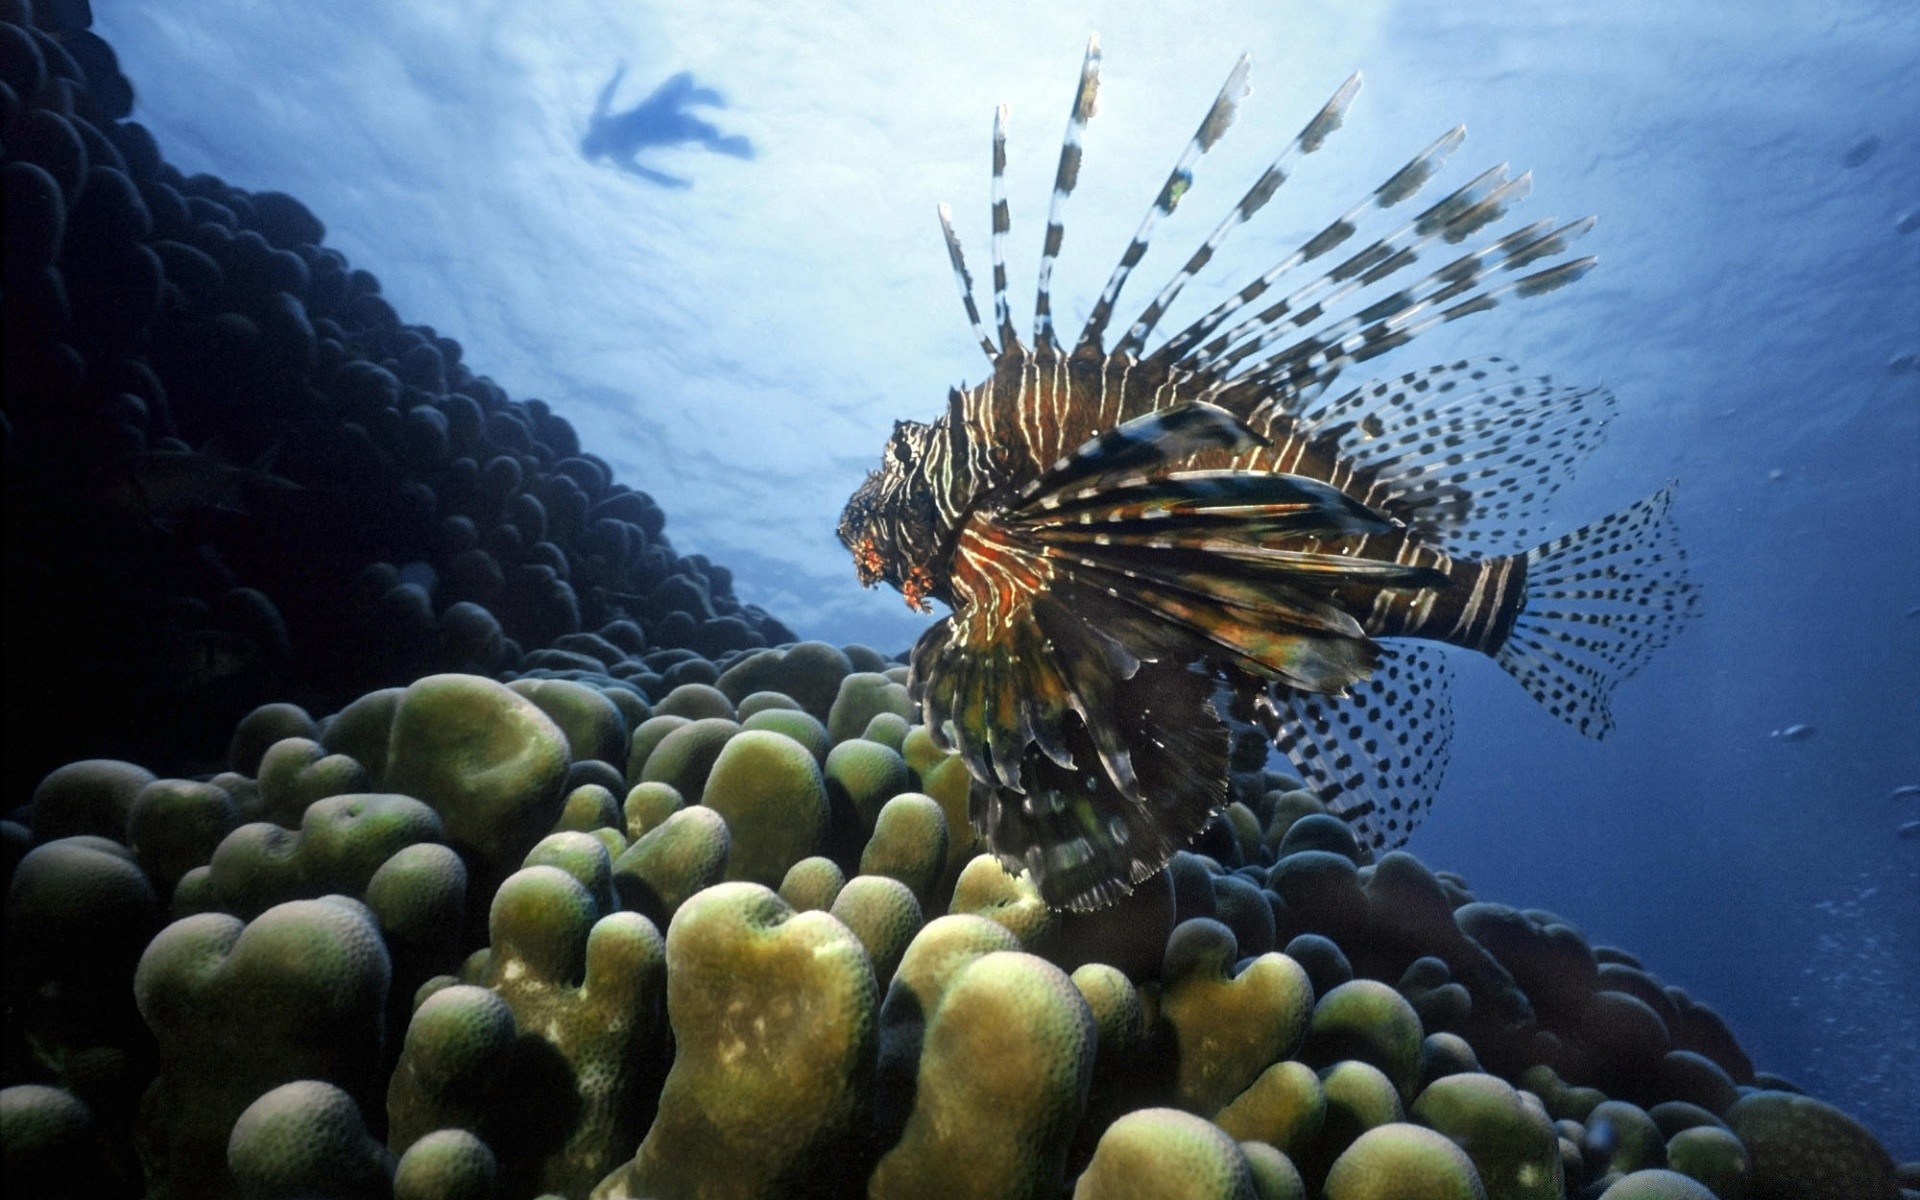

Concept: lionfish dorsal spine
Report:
left=1075, top=52, right=1252, bottom=356
left=991, top=103, right=1015, bottom=351
left=937, top=203, right=1000, bottom=361
left=1170, top=158, right=1518, bottom=377
left=1115, top=71, right=1364, bottom=360
left=1244, top=246, right=1598, bottom=396
left=1033, top=35, right=1102, bottom=353
left=1200, top=167, right=1535, bottom=378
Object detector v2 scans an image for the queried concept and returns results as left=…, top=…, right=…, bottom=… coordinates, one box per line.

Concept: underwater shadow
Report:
left=581, top=65, right=753, bottom=189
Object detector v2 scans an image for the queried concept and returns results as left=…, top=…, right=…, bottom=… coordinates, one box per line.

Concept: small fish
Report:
left=1841, top=136, right=1880, bottom=168
left=1898, top=820, right=1920, bottom=841
left=97, top=444, right=301, bottom=521
left=839, top=41, right=1698, bottom=910
left=157, top=628, right=261, bottom=689
left=1771, top=724, right=1817, bottom=742
left=1892, top=784, right=1920, bottom=800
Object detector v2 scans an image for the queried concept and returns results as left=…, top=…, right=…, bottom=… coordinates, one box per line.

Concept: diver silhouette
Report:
left=582, top=66, right=753, bottom=188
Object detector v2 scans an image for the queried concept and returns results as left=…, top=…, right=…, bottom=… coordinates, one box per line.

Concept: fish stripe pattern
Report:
left=1078, top=54, right=1253, bottom=353
left=1034, top=37, right=1103, bottom=352
left=837, top=44, right=1698, bottom=911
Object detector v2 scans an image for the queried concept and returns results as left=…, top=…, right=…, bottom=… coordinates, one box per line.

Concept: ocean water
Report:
left=95, top=0, right=1918, bottom=1156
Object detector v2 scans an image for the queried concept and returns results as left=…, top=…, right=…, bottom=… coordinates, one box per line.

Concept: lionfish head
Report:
left=838, top=419, right=946, bottom=612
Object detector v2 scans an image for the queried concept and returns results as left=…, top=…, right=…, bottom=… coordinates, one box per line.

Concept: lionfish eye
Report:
left=887, top=421, right=916, bottom=467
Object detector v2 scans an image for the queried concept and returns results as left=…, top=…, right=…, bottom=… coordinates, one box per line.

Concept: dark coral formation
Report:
left=5, top=662, right=1912, bottom=1198
left=1, top=6, right=1913, bottom=1200
left=0, top=0, right=790, bottom=801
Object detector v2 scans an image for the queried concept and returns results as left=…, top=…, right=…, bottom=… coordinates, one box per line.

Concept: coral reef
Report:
left=7, top=651, right=1910, bottom=1198
left=0, top=0, right=791, bottom=802
left=1, top=7, right=1912, bottom=1199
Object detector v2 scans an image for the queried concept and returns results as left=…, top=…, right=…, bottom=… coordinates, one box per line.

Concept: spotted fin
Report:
left=1261, top=643, right=1453, bottom=853
left=1495, top=485, right=1698, bottom=738
left=1255, top=357, right=1617, bottom=551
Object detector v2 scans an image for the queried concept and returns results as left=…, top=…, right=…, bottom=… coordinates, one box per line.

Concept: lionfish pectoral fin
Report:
left=1018, top=469, right=1397, bottom=539
left=1494, top=484, right=1698, bottom=739
left=973, top=656, right=1231, bottom=911
left=1011, top=402, right=1266, bottom=507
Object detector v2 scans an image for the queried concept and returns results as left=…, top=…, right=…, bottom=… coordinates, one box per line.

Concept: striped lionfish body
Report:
left=838, top=39, right=1697, bottom=912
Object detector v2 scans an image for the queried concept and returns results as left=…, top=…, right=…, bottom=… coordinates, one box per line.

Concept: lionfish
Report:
left=837, top=39, right=1697, bottom=912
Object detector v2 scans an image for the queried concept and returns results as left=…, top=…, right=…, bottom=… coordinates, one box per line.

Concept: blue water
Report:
left=98, top=0, right=1919, bottom=1154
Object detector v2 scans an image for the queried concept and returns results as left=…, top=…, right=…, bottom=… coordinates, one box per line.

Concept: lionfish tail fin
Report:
left=1035, top=35, right=1103, bottom=352
left=1495, top=484, right=1699, bottom=739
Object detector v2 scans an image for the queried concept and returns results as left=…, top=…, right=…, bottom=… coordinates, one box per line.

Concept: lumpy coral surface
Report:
left=0, top=6, right=1909, bottom=1199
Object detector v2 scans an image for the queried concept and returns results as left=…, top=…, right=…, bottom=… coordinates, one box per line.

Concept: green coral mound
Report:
left=829, top=874, right=922, bottom=986
left=482, top=870, right=667, bottom=1196
left=8, top=666, right=1911, bottom=1200
left=1592, top=1169, right=1719, bottom=1199
left=1324, top=1123, right=1488, bottom=1199
left=824, top=737, right=911, bottom=832
left=126, top=779, right=241, bottom=892
left=254, top=738, right=374, bottom=826
left=1072, top=1107, right=1256, bottom=1199
left=1663, top=1125, right=1753, bottom=1200
left=1410, top=1072, right=1562, bottom=1200
left=1, top=1084, right=107, bottom=1199
left=1302, top=979, right=1426, bottom=1104
left=635, top=717, right=741, bottom=803
left=825, top=671, right=912, bottom=746
left=871, top=951, right=1096, bottom=1200
left=207, top=793, right=444, bottom=918
left=392, top=1128, right=498, bottom=1200
left=1724, top=1091, right=1899, bottom=1200
left=649, top=683, right=737, bottom=722
left=777, top=855, right=846, bottom=912
left=859, top=792, right=949, bottom=908
left=714, top=641, right=853, bottom=724
left=383, top=674, right=571, bottom=874
left=612, top=805, right=730, bottom=924
left=225, top=1079, right=392, bottom=1200
left=595, top=882, right=876, bottom=1200
left=134, top=897, right=390, bottom=1199
left=29, top=759, right=156, bottom=842
left=740, top=706, right=832, bottom=762
left=1160, top=920, right=1314, bottom=1116
left=1214, top=1060, right=1326, bottom=1159
left=699, top=729, right=829, bottom=886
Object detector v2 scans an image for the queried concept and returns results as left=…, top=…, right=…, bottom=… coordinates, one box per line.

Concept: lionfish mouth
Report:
left=852, top=536, right=886, bottom=588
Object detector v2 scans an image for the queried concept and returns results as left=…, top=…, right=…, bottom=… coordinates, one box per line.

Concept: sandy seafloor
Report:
left=95, top=0, right=1919, bottom=1154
